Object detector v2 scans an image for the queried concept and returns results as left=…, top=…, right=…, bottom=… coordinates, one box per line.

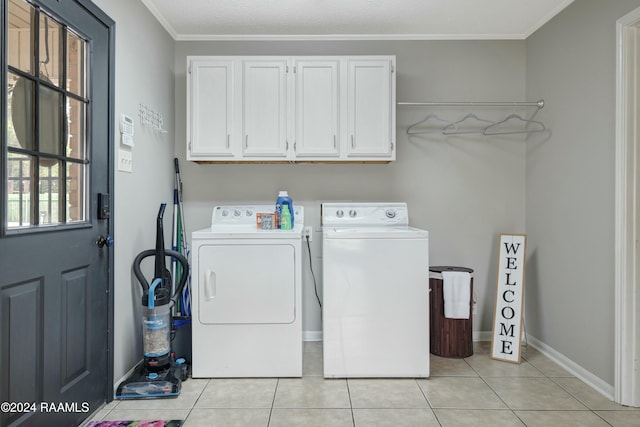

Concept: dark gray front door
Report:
left=1, top=0, right=114, bottom=425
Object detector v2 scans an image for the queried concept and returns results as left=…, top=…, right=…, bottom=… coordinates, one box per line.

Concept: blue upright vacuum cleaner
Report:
left=116, top=203, right=190, bottom=399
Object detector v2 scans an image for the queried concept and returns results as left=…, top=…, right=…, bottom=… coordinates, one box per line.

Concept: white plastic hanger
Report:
left=407, top=113, right=453, bottom=135
left=443, top=113, right=495, bottom=135
left=483, top=114, right=546, bottom=135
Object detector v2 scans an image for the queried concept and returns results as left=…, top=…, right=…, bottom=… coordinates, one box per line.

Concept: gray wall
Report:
left=86, top=0, right=640, bottom=393
left=92, top=0, right=176, bottom=382
left=525, top=0, right=640, bottom=385
left=174, top=40, right=527, bottom=335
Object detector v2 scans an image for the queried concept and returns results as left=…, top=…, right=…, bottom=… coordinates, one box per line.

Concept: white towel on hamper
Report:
left=442, top=271, right=471, bottom=319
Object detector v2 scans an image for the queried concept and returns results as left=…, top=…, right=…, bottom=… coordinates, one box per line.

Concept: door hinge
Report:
left=391, top=64, right=395, bottom=73
left=188, top=141, right=192, bottom=151
left=188, top=65, right=191, bottom=74
left=286, top=65, right=289, bottom=73
left=293, top=142, right=297, bottom=152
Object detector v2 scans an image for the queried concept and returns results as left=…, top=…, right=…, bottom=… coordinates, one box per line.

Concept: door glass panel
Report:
left=38, top=85, right=62, bottom=158
left=7, top=152, right=34, bottom=227
left=67, top=31, right=85, bottom=97
left=8, top=0, right=34, bottom=74
left=8, top=71, right=34, bottom=150
left=67, top=97, right=85, bottom=159
left=66, top=162, right=85, bottom=222
left=39, top=14, right=62, bottom=87
left=5, top=4, right=89, bottom=231
left=38, top=160, right=61, bottom=225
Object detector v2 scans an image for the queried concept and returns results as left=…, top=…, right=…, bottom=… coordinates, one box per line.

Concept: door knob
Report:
left=96, top=235, right=114, bottom=248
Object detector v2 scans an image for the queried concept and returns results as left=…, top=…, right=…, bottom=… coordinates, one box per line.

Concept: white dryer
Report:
left=191, top=205, right=303, bottom=377
left=322, top=202, right=429, bottom=378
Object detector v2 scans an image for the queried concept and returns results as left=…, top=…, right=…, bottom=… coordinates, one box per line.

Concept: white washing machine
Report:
left=322, top=202, right=429, bottom=378
left=191, top=205, right=303, bottom=377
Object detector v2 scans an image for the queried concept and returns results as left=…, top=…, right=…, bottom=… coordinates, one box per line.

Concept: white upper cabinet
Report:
left=187, top=58, right=236, bottom=159
left=293, top=58, right=340, bottom=158
left=347, top=59, right=395, bottom=159
left=242, top=58, right=289, bottom=158
left=186, top=55, right=395, bottom=162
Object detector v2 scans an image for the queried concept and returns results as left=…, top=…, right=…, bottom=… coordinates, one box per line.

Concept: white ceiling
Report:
left=140, top=0, right=574, bottom=41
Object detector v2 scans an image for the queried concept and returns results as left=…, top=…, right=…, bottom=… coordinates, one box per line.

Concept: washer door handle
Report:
left=204, top=270, right=216, bottom=301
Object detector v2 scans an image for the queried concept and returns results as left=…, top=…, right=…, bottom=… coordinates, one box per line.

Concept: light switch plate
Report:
left=118, top=148, right=132, bottom=173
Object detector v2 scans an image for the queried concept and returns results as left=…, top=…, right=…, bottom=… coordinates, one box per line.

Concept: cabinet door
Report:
left=347, top=59, right=395, bottom=159
left=294, top=59, right=340, bottom=158
left=242, top=59, right=289, bottom=158
left=187, top=58, right=235, bottom=159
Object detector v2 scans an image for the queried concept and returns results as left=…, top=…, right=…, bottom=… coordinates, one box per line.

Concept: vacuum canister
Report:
left=142, top=279, right=171, bottom=367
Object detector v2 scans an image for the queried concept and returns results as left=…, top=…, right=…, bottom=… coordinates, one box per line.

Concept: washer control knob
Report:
left=336, top=210, right=344, bottom=218
left=233, top=209, right=241, bottom=217
left=246, top=210, right=253, bottom=216
left=222, top=210, right=229, bottom=217
left=385, top=209, right=396, bottom=219
left=349, top=209, right=357, bottom=218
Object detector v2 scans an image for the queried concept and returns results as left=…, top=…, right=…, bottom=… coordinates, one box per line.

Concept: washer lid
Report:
left=323, top=225, right=428, bottom=239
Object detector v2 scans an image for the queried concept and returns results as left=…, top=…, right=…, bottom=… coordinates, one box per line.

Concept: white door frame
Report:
left=615, top=7, right=640, bottom=408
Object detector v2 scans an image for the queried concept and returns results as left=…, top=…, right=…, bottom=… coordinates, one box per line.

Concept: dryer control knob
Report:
left=336, top=210, right=344, bottom=218
left=386, top=209, right=396, bottom=219
left=349, top=209, right=357, bottom=218
left=246, top=210, right=253, bottom=216
left=233, top=209, right=241, bottom=217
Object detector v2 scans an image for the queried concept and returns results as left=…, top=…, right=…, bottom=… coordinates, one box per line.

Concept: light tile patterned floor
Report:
left=84, top=342, right=640, bottom=427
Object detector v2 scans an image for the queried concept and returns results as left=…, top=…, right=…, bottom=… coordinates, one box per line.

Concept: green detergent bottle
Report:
left=280, top=204, right=292, bottom=230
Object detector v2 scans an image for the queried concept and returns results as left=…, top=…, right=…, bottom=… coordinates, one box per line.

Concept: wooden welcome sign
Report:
left=491, top=234, right=526, bottom=363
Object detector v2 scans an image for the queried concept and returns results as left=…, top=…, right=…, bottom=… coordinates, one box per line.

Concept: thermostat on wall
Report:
left=120, top=114, right=134, bottom=147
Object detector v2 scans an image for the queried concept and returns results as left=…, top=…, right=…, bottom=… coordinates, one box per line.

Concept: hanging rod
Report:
left=397, top=99, right=545, bottom=109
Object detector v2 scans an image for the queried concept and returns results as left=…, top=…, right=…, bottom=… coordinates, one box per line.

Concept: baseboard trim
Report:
left=525, top=334, right=614, bottom=400
left=113, top=359, right=143, bottom=397
left=473, top=330, right=493, bottom=342
left=474, top=331, right=614, bottom=400
left=305, top=330, right=491, bottom=343
left=303, top=330, right=323, bottom=341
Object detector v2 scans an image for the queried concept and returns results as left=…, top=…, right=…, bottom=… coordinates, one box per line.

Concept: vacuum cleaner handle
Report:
left=165, top=249, right=189, bottom=302
left=133, top=249, right=189, bottom=301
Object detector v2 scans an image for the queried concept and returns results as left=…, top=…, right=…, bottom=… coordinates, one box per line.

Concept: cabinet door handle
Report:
left=204, top=269, right=216, bottom=301
left=351, top=135, right=355, bottom=149
left=333, top=135, right=337, bottom=149
left=245, top=135, right=248, bottom=149
left=227, top=134, right=230, bottom=149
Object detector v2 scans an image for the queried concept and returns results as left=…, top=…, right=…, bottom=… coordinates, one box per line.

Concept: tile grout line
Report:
left=465, top=353, right=528, bottom=425
left=266, top=378, right=279, bottom=427
left=346, top=378, right=356, bottom=427
left=414, top=377, right=444, bottom=427
left=182, top=377, right=211, bottom=425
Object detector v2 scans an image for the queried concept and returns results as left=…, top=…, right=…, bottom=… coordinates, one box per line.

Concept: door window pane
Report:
left=8, top=0, right=34, bottom=74
left=7, top=152, right=34, bottom=227
left=67, top=97, right=85, bottom=159
left=66, top=162, right=85, bottom=222
left=38, top=160, right=61, bottom=225
left=39, top=14, right=62, bottom=87
left=8, top=71, right=34, bottom=150
left=39, top=85, right=62, bottom=158
left=67, top=31, right=85, bottom=97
